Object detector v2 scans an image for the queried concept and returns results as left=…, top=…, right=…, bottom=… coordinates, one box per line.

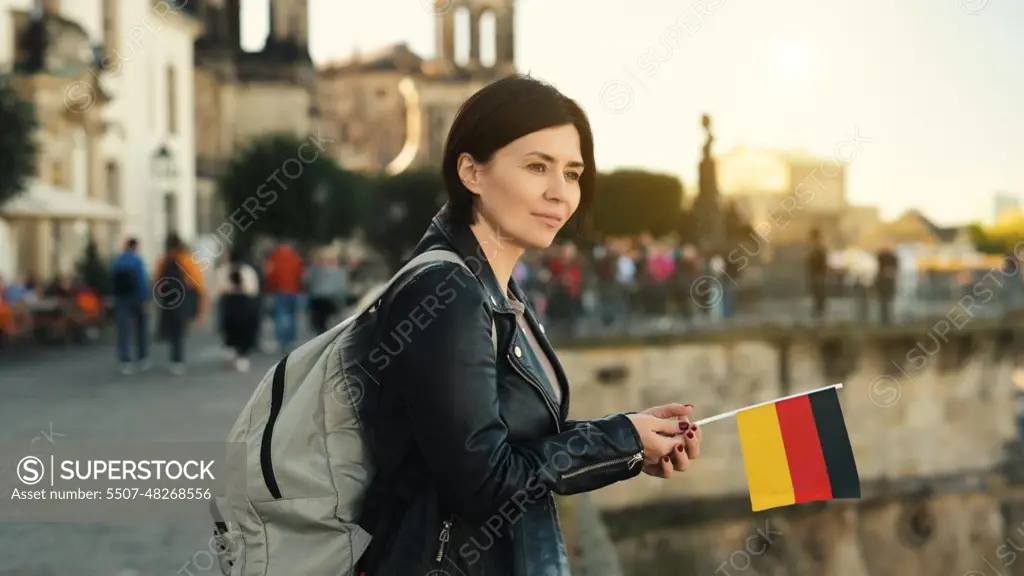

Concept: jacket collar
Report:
left=418, top=204, right=522, bottom=314
left=421, top=206, right=570, bottom=417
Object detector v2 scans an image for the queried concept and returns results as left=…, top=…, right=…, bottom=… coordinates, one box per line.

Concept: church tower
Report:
left=432, top=0, right=515, bottom=77
left=194, top=0, right=239, bottom=78
left=269, top=0, right=309, bottom=51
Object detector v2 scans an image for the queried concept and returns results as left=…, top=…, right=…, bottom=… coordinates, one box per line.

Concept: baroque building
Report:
left=193, top=0, right=321, bottom=235
left=1, top=0, right=202, bottom=275
left=0, top=0, right=116, bottom=279
left=317, top=0, right=516, bottom=174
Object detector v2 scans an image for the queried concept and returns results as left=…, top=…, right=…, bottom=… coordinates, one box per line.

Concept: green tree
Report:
left=591, top=169, right=684, bottom=237
left=967, top=221, right=1024, bottom=254
left=364, top=169, right=446, bottom=269
left=216, top=133, right=364, bottom=250
left=76, top=236, right=108, bottom=294
left=0, top=74, right=38, bottom=206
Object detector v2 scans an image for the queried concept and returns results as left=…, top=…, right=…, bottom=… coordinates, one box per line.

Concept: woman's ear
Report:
left=456, top=152, right=484, bottom=196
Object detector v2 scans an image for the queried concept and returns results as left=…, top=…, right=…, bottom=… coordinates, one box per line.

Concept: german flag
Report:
left=737, top=386, right=860, bottom=511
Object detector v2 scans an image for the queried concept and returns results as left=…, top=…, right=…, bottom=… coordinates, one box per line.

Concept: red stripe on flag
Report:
left=776, top=395, right=833, bottom=503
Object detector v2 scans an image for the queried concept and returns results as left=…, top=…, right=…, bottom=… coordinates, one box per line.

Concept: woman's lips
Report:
left=533, top=213, right=563, bottom=228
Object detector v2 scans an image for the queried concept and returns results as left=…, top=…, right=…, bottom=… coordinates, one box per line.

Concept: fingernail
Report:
left=676, top=444, right=684, bottom=452
left=679, top=421, right=690, bottom=430
left=684, top=404, right=693, bottom=407
left=662, top=456, right=670, bottom=462
left=687, top=431, right=695, bottom=439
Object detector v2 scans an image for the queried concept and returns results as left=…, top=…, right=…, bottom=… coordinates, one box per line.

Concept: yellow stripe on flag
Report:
left=737, top=403, right=796, bottom=511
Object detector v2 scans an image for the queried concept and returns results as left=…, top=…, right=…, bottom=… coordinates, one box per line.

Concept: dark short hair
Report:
left=442, top=74, right=596, bottom=234
left=165, top=232, right=183, bottom=252
left=125, top=237, right=138, bottom=251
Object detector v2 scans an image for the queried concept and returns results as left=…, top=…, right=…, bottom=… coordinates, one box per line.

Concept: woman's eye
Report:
left=565, top=172, right=581, bottom=181
left=527, top=163, right=546, bottom=173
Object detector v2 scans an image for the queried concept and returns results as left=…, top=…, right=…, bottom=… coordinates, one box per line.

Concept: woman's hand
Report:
left=625, top=413, right=685, bottom=474
left=639, top=403, right=701, bottom=477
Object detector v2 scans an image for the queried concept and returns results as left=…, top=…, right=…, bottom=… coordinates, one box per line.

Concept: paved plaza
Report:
left=0, top=328, right=278, bottom=575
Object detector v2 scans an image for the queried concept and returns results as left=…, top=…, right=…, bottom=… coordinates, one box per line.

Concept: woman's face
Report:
left=462, top=124, right=585, bottom=251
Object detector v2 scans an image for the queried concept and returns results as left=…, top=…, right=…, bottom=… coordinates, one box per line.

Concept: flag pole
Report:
left=693, top=383, right=843, bottom=426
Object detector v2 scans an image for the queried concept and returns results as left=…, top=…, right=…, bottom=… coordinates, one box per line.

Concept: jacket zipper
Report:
left=435, top=518, right=453, bottom=563
left=508, top=354, right=562, bottom=433
left=560, top=451, right=644, bottom=481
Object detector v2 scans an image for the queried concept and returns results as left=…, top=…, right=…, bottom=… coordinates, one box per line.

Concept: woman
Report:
left=215, top=248, right=261, bottom=372
left=358, top=75, right=702, bottom=576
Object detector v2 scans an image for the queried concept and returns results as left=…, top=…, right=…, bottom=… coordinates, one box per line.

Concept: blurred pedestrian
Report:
left=707, top=253, right=726, bottom=321
left=265, top=241, right=305, bottom=352
left=304, top=246, right=348, bottom=335
left=876, top=247, right=898, bottom=325
left=216, top=248, right=261, bottom=372
left=807, top=229, right=829, bottom=319
left=109, top=238, right=151, bottom=374
left=154, top=233, right=208, bottom=375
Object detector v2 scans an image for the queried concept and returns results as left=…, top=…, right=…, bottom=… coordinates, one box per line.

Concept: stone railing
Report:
left=553, top=321, right=1024, bottom=575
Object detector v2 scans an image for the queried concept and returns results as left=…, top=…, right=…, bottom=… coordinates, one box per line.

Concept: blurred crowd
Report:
left=514, top=236, right=743, bottom=334
left=5, top=227, right=1024, bottom=362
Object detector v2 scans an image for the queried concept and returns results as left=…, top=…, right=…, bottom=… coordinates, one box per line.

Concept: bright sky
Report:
left=241, top=0, right=1024, bottom=226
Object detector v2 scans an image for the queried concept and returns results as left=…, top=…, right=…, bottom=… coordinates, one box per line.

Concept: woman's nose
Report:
left=545, top=175, right=570, bottom=202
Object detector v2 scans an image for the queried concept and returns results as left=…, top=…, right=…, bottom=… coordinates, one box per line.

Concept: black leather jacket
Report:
left=359, top=207, right=644, bottom=576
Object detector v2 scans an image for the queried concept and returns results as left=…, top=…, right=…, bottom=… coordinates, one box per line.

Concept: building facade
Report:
left=1, top=0, right=116, bottom=280
left=94, top=0, right=202, bottom=266
left=0, top=0, right=201, bottom=278
left=193, top=0, right=320, bottom=236
left=716, top=146, right=875, bottom=248
left=993, top=191, right=1022, bottom=225
left=317, top=0, right=516, bottom=174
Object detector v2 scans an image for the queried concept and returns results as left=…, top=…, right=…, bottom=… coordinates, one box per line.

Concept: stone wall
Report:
left=555, top=326, right=1022, bottom=575
left=608, top=491, right=1004, bottom=576
left=558, top=329, right=1019, bottom=510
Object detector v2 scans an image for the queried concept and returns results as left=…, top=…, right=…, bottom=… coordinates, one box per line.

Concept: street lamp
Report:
left=151, top=144, right=178, bottom=181
left=150, top=144, right=179, bottom=245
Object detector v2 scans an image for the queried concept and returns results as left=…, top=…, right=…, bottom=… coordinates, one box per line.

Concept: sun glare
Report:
left=775, top=38, right=813, bottom=78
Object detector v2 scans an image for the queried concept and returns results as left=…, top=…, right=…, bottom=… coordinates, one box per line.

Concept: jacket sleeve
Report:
left=384, top=264, right=644, bottom=523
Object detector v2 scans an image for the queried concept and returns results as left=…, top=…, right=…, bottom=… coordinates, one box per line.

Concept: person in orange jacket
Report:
left=264, top=241, right=305, bottom=352
left=153, top=233, right=208, bottom=375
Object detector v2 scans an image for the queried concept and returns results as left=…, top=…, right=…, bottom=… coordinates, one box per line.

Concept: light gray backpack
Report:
left=209, top=249, right=496, bottom=576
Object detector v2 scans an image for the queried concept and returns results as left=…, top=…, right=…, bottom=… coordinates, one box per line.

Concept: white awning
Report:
left=0, top=180, right=122, bottom=221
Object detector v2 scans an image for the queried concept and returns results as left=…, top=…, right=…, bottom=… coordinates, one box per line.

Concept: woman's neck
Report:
left=469, top=217, right=524, bottom=297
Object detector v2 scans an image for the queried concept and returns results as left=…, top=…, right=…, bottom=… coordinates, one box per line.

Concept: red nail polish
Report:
left=676, top=444, right=684, bottom=452
left=662, top=455, right=670, bottom=462
left=687, top=431, right=695, bottom=439
left=679, top=422, right=690, bottom=430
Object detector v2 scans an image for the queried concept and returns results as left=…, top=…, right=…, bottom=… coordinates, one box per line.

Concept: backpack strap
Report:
left=365, top=249, right=498, bottom=357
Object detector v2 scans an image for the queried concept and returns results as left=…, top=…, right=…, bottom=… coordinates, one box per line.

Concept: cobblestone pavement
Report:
left=0, top=327, right=285, bottom=576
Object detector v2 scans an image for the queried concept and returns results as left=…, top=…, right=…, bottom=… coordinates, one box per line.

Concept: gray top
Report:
left=305, top=266, right=348, bottom=300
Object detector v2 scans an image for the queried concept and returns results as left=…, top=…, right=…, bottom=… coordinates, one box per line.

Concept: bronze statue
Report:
left=702, top=113, right=713, bottom=160
left=693, top=113, right=723, bottom=248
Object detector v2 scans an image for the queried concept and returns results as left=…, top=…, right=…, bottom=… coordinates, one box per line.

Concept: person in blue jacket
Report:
left=109, top=237, right=151, bottom=374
